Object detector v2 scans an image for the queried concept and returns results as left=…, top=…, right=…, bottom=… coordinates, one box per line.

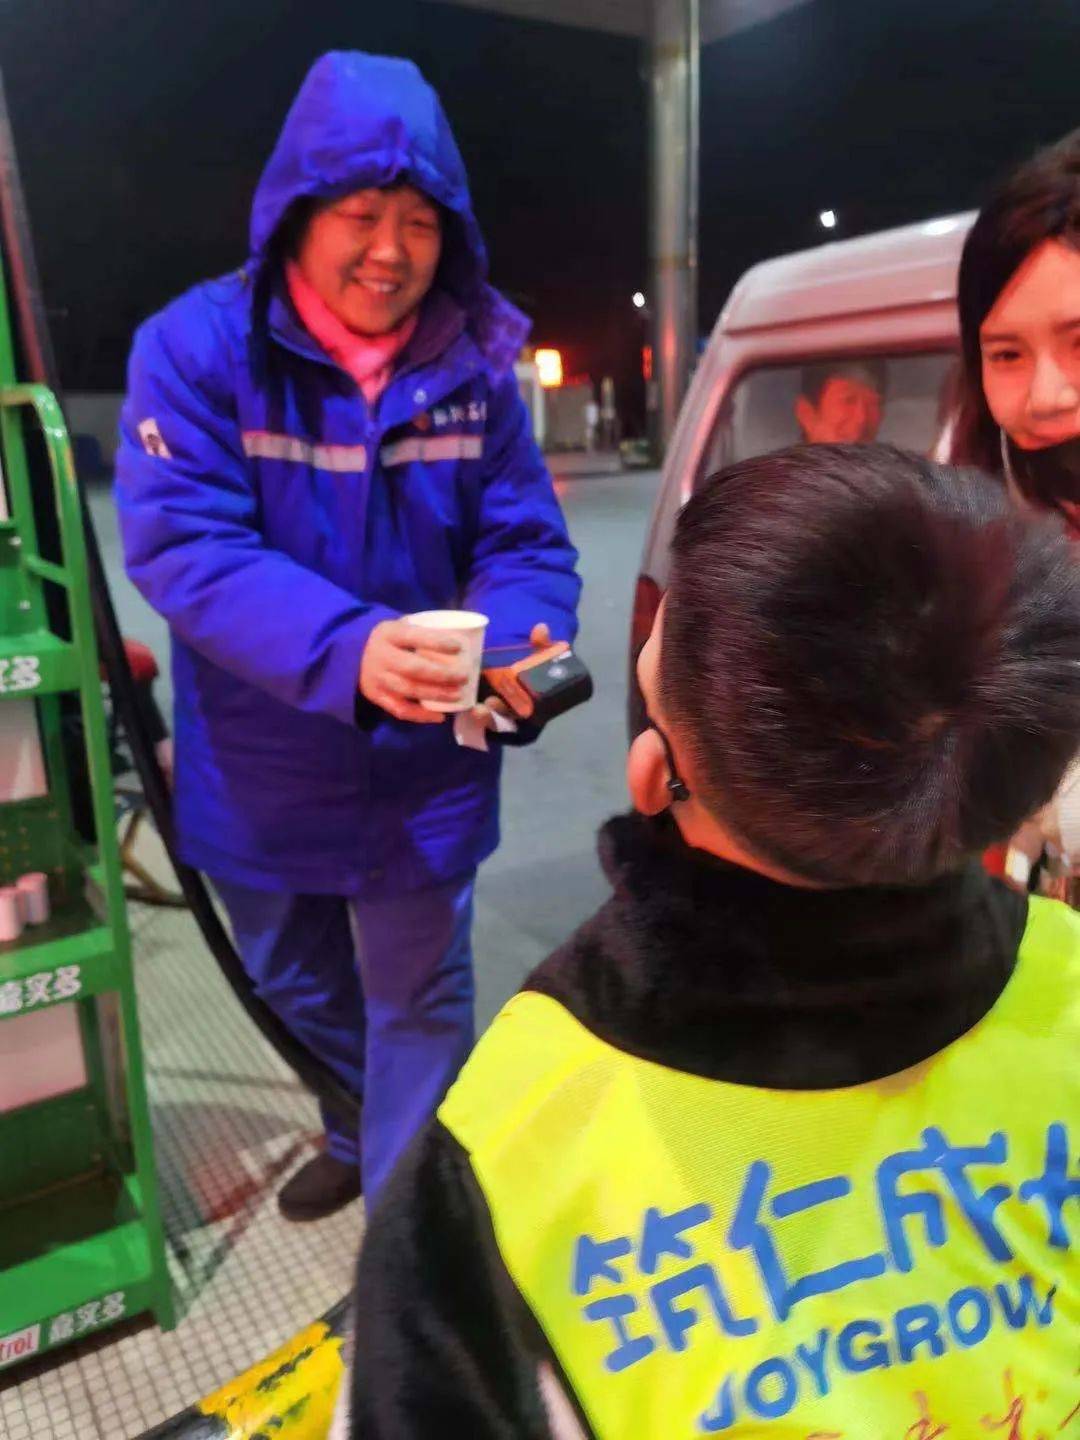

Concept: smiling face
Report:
left=295, top=183, right=443, bottom=336
left=980, top=238, right=1080, bottom=452
left=795, top=375, right=883, bottom=445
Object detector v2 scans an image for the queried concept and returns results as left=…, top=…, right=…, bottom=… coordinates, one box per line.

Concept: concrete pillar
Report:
left=648, top=0, right=699, bottom=457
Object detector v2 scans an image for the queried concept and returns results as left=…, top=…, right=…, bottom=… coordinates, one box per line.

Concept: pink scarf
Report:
left=285, top=261, right=419, bottom=405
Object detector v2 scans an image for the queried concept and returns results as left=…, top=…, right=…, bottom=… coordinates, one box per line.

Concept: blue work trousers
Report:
left=213, top=874, right=476, bottom=1202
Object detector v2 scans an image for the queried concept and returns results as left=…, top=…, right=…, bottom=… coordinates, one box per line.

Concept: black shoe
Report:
left=278, top=1152, right=362, bottom=1222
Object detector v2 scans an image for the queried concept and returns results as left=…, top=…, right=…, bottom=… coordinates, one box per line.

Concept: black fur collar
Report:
left=526, top=813, right=1027, bottom=1087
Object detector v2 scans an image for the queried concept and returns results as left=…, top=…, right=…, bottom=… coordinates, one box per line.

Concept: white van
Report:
left=629, top=212, right=975, bottom=726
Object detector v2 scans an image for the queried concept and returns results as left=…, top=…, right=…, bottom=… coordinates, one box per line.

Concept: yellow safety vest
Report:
left=440, top=895, right=1080, bottom=1438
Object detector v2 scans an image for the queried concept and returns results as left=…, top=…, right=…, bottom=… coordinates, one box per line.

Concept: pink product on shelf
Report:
left=0, top=887, right=22, bottom=943
left=16, top=872, right=49, bottom=926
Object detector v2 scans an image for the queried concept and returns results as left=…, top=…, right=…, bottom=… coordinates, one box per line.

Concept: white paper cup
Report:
left=0, top=887, right=23, bottom=943
left=407, top=610, right=489, bottom=713
left=17, top=872, right=49, bottom=926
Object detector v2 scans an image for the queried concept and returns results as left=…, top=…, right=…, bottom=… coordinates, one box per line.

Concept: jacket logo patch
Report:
left=431, top=402, right=486, bottom=428
left=381, top=435, right=484, bottom=467
left=138, top=418, right=172, bottom=459
left=241, top=432, right=368, bottom=473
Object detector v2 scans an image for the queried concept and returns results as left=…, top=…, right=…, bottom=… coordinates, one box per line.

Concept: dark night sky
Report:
left=700, top=0, right=1080, bottom=326
left=2, top=0, right=1080, bottom=424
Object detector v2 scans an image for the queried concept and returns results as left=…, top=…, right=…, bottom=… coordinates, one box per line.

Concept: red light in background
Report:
left=631, top=573, right=662, bottom=657
left=642, top=345, right=653, bottom=382
left=628, top=573, right=663, bottom=737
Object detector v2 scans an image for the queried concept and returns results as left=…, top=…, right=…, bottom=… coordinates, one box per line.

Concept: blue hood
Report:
left=250, top=51, right=528, bottom=367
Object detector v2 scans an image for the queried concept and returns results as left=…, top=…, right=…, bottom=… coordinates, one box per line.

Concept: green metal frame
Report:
left=0, top=243, right=173, bottom=1369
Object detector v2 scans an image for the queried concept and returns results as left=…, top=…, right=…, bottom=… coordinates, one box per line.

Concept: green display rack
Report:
left=0, top=241, right=172, bottom=1372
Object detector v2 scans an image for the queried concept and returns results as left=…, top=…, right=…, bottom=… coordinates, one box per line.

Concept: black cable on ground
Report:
left=0, top=66, right=361, bottom=1131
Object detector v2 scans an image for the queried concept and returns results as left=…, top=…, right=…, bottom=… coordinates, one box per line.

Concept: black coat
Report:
left=350, top=813, right=1026, bottom=1438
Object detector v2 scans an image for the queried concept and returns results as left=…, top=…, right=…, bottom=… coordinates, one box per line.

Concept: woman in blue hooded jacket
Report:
left=115, top=51, right=581, bottom=1217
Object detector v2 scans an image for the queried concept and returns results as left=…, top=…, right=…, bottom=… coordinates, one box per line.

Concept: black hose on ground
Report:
left=0, top=66, right=361, bottom=1131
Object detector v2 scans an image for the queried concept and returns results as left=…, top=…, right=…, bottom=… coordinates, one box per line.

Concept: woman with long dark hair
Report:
left=954, top=130, right=1080, bottom=514
left=952, top=129, right=1080, bottom=877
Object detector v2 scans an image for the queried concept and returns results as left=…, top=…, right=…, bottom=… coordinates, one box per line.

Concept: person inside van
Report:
left=348, top=443, right=1080, bottom=1438
left=952, top=128, right=1080, bottom=884
left=795, top=359, right=885, bottom=444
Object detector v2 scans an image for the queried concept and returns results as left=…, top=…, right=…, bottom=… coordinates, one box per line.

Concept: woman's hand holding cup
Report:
left=360, top=618, right=473, bottom=724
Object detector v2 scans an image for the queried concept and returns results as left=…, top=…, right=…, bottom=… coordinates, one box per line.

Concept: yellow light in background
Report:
left=535, top=348, right=564, bottom=389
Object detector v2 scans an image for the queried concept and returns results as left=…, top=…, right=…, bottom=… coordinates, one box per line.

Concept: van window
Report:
left=700, top=352, right=959, bottom=480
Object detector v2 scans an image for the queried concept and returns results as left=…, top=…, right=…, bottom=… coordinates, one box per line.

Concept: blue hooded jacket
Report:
left=115, top=52, right=581, bottom=895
